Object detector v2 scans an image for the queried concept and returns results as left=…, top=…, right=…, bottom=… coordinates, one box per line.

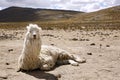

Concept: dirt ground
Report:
left=0, top=29, right=120, bottom=80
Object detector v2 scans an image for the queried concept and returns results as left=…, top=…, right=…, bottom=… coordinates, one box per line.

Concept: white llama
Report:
left=18, top=24, right=86, bottom=71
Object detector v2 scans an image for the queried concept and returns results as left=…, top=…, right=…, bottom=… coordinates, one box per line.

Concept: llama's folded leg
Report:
left=56, top=60, right=69, bottom=65
left=73, top=55, right=86, bottom=63
left=67, top=54, right=86, bottom=63
left=17, top=68, right=30, bottom=72
left=40, top=62, right=55, bottom=71
left=39, top=57, right=55, bottom=71
left=17, top=68, right=21, bottom=72
left=68, top=60, right=79, bottom=66
left=57, top=60, right=79, bottom=66
left=58, top=51, right=86, bottom=64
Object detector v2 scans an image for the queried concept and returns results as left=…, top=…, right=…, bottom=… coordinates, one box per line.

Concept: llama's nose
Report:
left=33, top=35, right=36, bottom=39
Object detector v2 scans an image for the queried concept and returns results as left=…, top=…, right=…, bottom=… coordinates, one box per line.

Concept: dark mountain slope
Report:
left=0, top=6, right=83, bottom=22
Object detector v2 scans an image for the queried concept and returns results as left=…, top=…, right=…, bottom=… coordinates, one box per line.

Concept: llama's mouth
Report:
left=33, top=35, right=36, bottom=39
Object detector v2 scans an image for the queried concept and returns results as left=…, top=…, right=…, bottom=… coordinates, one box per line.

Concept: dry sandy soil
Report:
left=0, top=29, right=120, bottom=80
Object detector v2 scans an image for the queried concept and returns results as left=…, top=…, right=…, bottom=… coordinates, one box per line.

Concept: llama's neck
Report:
left=23, top=37, right=42, bottom=56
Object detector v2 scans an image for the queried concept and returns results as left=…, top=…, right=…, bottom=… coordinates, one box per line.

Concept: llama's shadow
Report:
left=24, top=69, right=58, bottom=80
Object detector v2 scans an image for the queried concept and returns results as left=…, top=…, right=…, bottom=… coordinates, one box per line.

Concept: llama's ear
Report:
left=26, top=26, right=30, bottom=30
left=36, top=24, right=42, bottom=31
left=38, top=27, right=42, bottom=31
left=26, top=24, right=33, bottom=30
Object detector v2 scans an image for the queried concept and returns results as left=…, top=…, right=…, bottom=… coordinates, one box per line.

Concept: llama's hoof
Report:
left=80, top=58, right=86, bottom=63
left=17, top=68, right=30, bottom=72
left=17, top=68, right=22, bottom=72
left=71, top=62, right=79, bottom=66
left=69, top=60, right=79, bottom=66
left=76, top=58, right=86, bottom=63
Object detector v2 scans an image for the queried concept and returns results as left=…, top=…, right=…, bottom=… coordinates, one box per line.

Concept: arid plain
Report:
left=0, top=28, right=120, bottom=80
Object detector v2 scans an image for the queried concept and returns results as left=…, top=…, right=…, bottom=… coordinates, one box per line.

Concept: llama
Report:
left=18, top=24, right=42, bottom=71
left=18, top=24, right=86, bottom=71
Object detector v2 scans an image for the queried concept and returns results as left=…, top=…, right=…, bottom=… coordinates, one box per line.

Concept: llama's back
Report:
left=40, top=45, right=59, bottom=60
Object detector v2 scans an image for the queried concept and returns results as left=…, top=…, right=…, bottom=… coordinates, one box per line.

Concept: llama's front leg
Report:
left=39, top=57, right=55, bottom=71
left=40, top=64, right=51, bottom=70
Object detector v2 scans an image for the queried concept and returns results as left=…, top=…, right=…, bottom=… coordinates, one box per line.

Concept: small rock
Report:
left=99, top=55, right=102, bottom=57
left=87, top=53, right=92, bottom=55
left=8, top=49, right=13, bottom=52
left=100, top=44, right=102, bottom=48
left=90, top=43, right=95, bottom=46
left=0, top=76, right=8, bottom=79
left=5, top=62, right=10, bottom=65
left=51, top=44, right=54, bottom=46
left=71, top=38, right=78, bottom=41
left=114, top=35, right=118, bottom=37
left=80, top=39, right=90, bottom=41
left=42, top=34, right=54, bottom=37
left=0, top=71, right=8, bottom=79
left=106, top=45, right=110, bottom=47
left=55, top=74, right=61, bottom=78
left=7, top=67, right=14, bottom=70
left=86, top=39, right=90, bottom=41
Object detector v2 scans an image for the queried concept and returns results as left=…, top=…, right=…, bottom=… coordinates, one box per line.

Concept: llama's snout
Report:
left=33, top=32, right=37, bottom=39
left=33, top=34, right=36, bottom=39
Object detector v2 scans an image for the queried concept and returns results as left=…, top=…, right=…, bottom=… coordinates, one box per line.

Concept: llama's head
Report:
left=26, top=24, right=42, bottom=40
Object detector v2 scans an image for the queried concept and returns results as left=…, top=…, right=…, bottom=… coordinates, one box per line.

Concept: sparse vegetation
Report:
left=0, top=21, right=119, bottom=30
